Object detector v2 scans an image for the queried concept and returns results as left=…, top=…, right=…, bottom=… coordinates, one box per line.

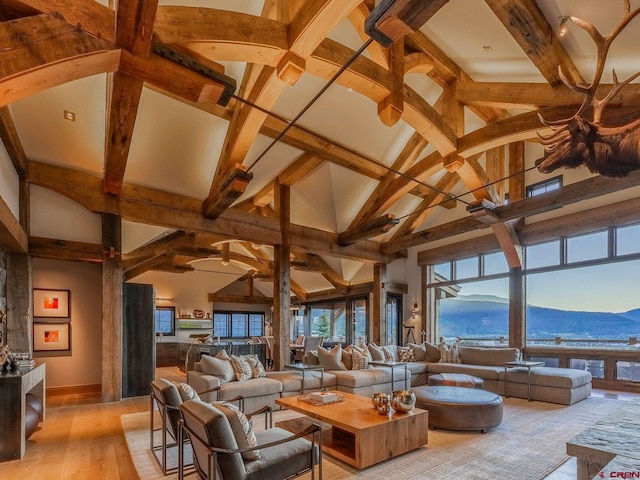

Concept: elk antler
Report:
left=540, top=0, right=640, bottom=125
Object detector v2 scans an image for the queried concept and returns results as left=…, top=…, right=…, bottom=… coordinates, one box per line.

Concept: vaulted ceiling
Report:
left=2, top=0, right=640, bottom=299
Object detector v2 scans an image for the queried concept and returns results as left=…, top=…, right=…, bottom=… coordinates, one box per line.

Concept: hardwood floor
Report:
left=1, top=369, right=636, bottom=480
left=0, top=367, right=185, bottom=480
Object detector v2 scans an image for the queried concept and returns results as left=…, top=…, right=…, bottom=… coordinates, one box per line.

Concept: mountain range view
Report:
left=440, top=295, right=640, bottom=339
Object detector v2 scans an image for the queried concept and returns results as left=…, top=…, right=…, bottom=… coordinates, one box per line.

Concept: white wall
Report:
left=0, top=142, right=20, bottom=219
left=32, top=258, right=102, bottom=388
left=30, top=185, right=101, bottom=243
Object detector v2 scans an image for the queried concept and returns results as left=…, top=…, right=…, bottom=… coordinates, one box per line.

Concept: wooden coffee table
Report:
left=275, top=391, right=428, bottom=469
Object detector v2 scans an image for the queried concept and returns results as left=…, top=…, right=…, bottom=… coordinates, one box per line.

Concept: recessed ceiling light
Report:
left=63, top=110, right=75, bottom=122
left=483, top=45, right=493, bottom=52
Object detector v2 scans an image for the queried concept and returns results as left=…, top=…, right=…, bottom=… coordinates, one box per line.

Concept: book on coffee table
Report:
left=309, top=391, right=339, bottom=403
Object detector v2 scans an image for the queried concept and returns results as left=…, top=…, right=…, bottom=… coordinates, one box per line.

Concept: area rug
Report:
left=122, top=396, right=622, bottom=480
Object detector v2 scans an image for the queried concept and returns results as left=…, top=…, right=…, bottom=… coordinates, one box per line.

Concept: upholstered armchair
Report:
left=150, top=378, right=251, bottom=475
left=178, top=399, right=322, bottom=480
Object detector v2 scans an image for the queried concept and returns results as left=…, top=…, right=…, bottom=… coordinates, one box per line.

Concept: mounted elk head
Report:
left=537, top=1, right=640, bottom=178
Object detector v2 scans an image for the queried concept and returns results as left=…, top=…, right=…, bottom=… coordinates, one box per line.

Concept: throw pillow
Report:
left=200, top=351, right=236, bottom=384
left=305, top=350, right=320, bottom=366
left=438, top=340, right=461, bottom=363
left=397, top=346, right=415, bottom=362
left=352, top=344, right=372, bottom=362
left=408, top=343, right=427, bottom=361
left=381, top=345, right=398, bottom=362
left=229, top=355, right=253, bottom=381
left=423, top=341, right=442, bottom=362
left=351, top=349, right=369, bottom=370
left=215, top=403, right=260, bottom=460
left=342, top=345, right=354, bottom=370
left=367, top=343, right=385, bottom=361
left=246, top=355, right=266, bottom=378
left=409, top=342, right=441, bottom=362
left=172, top=381, right=200, bottom=401
left=317, top=344, right=346, bottom=370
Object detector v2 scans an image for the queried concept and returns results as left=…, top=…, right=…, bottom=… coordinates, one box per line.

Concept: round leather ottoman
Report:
left=427, top=373, right=484, bottom=389
left=413, top=386, right=503, bottom=433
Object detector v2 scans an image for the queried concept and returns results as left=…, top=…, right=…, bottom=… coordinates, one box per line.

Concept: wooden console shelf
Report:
left=0, top=364, right=46, bottom=461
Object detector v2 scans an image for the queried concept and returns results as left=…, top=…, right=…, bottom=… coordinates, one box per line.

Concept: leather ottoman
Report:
left=428, top=373, right=484, bottom=389
left=413, top=385, right=503, bottom=433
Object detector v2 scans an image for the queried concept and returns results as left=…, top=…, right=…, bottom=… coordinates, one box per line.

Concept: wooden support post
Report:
left=424, top=265, right=438, bottom=343
left=509, top=142, right=525, bottom=203
left=102, top=213, right=123, bottom=402
left=372, top=263, right=386, bottom=345
left=273, top=184, right=290, bottom=370
left=509, top=266, right=525, bottom=351
left=6, top=253, right=32, bottom=352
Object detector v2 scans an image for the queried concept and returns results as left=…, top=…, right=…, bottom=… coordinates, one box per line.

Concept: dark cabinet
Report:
left=0, top=364, right=46, bottom=461
left=122, top=283, right=155, bottom=397
left=155, top=342, right=179, bottom=367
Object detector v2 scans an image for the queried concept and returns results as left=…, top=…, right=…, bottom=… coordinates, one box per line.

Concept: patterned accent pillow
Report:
left=246, top=355, right=266, bottom=378
left=398, top=346, right=415, bottom=362
left=438, top=340, right=461, bottom=363
left=229, top=355, right=253, bottom=381
left=351, top=349, right=370, bottom=370
left=354, top=340, right=373, bottom=361
left=171, top=381, right=200, bottom=401
left=381, top=345, right=397, bottom=362
left=216, top=403, right=260, bottom=460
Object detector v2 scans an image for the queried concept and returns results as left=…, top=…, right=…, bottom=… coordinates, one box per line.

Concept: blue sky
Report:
left=461, top=259, right=640, bottom=314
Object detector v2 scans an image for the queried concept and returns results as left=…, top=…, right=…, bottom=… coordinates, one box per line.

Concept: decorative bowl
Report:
left=390, top=390, right=416, bottom=413
left=376, top=403, right=391, bottom=415
left=371, top=392, right=390, bottom=410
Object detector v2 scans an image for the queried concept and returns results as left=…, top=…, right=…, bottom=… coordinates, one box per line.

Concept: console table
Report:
left=0, top=364, right=46, bottom=461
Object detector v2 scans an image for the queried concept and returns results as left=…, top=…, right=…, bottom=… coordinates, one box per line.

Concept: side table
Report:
left=284, top=364, right=324, bottom=394
left=504, top=361, right=544, bottom=401
left=369, top=360, right=408, bottom=392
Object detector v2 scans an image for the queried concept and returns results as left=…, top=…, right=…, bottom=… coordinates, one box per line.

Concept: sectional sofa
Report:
left=186, top=342, right=592, bottom=412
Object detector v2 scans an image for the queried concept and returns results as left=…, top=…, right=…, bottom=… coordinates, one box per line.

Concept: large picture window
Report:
left=155, top=306, right=176, bottom=336
left=213, top=311, right=265, bottom=339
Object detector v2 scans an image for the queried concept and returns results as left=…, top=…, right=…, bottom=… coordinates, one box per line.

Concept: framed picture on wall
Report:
left=33, top=288, right=70, bottom=318
left=33, top=322, right=71, bottom=352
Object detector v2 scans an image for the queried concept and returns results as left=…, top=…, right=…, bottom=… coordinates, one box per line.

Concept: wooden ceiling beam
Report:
left=348, top=132, right=428, bottom=229
left=103, top=0, right=157, bottom=196
left=252, top=152, right=323, bottom=208
left=14, top=0, right=116, bottom=43
left=364, top=0, right=449, bottom=47
left=455, top=82, right=640, bottom=110
left=29, top=161, right=402, bottom=263
left=28, top=236, right=104, bottom=263
left=484, top=0, right=584, bottom=87
left=347, top=2, right=388, bottom=67
left=122, top=230, right=190, bottom=271
left=0, top=106, right=28, bottom=178
left=0, top=194, right=27, bottom=253
left=356, top=151, right=443, bottom=223
left=204, top=1, right=361, bottom=219
left=154, top=8, right=458, bottom=155
left=419, top=193, right=640, bottom=265
left=384, top=169, right=640, bottom=254
left=391, top=172, right=460, bottom=240
left=260, top=117, right=387, bottom=179
left=338, top=214, right=399, bottom=246
left=0, top=14, right=119, bottom=108
left=103, top=71, right=143, bottom=196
